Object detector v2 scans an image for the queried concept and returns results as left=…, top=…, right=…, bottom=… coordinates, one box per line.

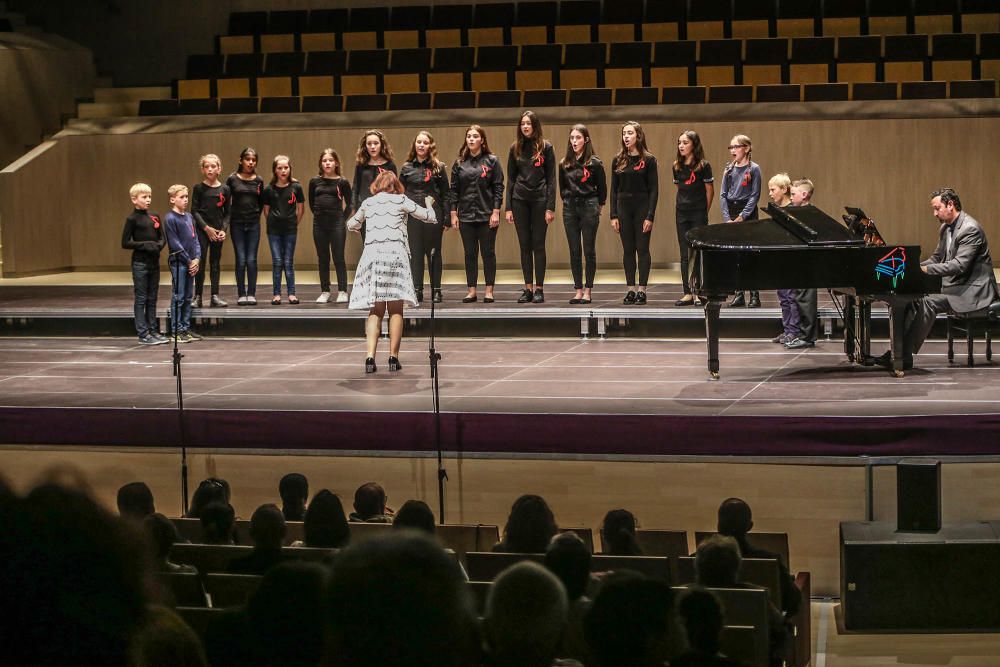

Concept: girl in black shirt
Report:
left=226, top=147, right=264, bottom=305
left=448, top=124, right=505, bottom=303
left=558, top=124, right=607, bottom=305
left=352, top=129, right=398, bottom=216
left=399, top=130, right=450, bottom=304
left=191, top=153, right=231, bottom=308
left=672, top=130, right=714, bottom=306
left=308, top=149, right=352, bottom=304
left=262, top=155, right=305, bottom=305
left=610, top=121, right=659, bottom=305
left=506, top=111, right=557, bottom=304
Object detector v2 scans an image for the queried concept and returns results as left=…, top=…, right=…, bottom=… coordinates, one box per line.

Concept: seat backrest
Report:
left=694, top=531, right=790, bottom=568
left=559, top=527, right=594, bottom=552
left=436, top=524, right=501, bottom=558
left=720, top=625, right=758, bottom=667
left=591, top=555, right=671, bottom=581
left=675, top=586, right=769, bottom=667
left=158, top=571, right=207, bottom=607
left=170, top=543, right=253, bottom=573
left=675, top=555, right=781, bottom=608
left=176, top=607, right=223, bottom=642
left=347, top=521, right=392, bottom=542
left=204, top=573, right=263, bottom=608
left=465, top=551, right=544, bottom=581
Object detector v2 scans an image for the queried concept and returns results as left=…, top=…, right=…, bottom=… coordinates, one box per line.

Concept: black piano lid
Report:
left=687, top=204, right=867, bottom=250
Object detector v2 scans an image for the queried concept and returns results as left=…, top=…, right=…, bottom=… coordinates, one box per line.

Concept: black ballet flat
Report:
left=623, top=290, right=637, bottom=305
left=484, top=295, right=495, bottom=304
left=365, top=357, right=376, bottom=374
left=569, top=297, right=582, bottom=304
left=579, top=297, right=592, bottom=305
left=635, top=291, right=647, bottom=305
left=388, top=356, right=402, bottom=371
left=674, top=296, right=695, bottom=306
left=462, top=294, right=478, bottom=303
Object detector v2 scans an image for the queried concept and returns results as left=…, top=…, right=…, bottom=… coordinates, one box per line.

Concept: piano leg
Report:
left=888, top=303, right=906, bottom=378
left=844, top=295, right=856, bottom=362
left=705, top=299, right=722, bottom=379
left=859, top=298, right=872, bottom=363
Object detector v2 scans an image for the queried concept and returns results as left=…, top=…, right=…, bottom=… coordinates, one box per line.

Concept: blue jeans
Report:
left=231, top=222, right=260, bottom=297
left=131, top=260, right=160, bottom=336
left=268, top=232, right=297, bottom=295
left=169, top=260, right=194, bottom=333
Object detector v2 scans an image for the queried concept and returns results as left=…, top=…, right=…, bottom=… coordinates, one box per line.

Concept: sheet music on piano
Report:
left=843, top=207, right=887, bottom=247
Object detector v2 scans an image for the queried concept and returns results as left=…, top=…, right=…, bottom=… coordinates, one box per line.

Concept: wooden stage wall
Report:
left=4, top=444, right=1000, bottom=597
left=2, top=103, right=999, bottom=276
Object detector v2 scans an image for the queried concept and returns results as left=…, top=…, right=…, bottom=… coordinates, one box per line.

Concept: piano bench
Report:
left=946, top=301, right=1000, bottom=367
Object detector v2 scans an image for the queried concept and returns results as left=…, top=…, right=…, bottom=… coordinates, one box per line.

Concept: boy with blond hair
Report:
left=164, top=185, right=202, bottom=342
left=785, top=178, right=818, bottom=349
left=121, top=183, right=167, bottom=345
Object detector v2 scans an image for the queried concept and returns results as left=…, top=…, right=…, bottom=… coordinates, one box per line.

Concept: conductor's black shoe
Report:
left=729, top=292, right=746, bottom=307
left=623, top=290, right=637, bottom=305
left=388, top=356, right=402, bottom=371
left=635, top=291, right=647, bottom=305
left=532, top=288, right=544, bottom=303
left=432, top=289, right=443, bottom=303
left=462, top=294, right=478, bottom=303
left=517, top=289, right=533, bottom=303
left=873, top=351, right=913, bottom=370
left=415, top=289, right=424, bottom=303
left=748, top=292, right=761, bottom=308
left=365, top=357, right=377, bottom=374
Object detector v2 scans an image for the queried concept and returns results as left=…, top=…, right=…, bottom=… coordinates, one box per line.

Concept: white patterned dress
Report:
left=347, top=192, right=437, bottom=309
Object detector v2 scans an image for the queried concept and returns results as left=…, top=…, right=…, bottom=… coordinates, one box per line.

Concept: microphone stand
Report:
left=428, top=246, right=447, bottom=524
left=169, top=254, right=189, bottom=515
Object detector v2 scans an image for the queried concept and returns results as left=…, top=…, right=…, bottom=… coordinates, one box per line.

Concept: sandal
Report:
left=271, top=296, right=281, bottom=305
left=288, top=295, right=300, bottom=305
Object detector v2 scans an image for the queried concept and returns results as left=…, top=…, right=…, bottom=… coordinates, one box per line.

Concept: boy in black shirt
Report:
left=121, top=183, right=167, bottom=345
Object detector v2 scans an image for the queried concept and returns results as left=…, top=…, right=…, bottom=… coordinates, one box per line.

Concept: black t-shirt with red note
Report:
left=672, top=161, right=714, bottom=212
left=352, top=161, right=398, bottom=212
left=263, top=182, right=305, bottom=235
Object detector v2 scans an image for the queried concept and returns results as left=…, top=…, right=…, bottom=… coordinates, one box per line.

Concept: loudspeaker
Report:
left=896, top=458, right=941, bottom=532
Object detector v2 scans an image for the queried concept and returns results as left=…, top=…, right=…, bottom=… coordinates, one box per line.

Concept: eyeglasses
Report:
left=728, top=145, right=746, bottom=150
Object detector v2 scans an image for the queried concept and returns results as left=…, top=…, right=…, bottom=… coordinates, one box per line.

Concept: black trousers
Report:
left=563, top=197, right=600, bottom=289
left=676, top=210, right=708, bottom=295
left=727, top=201, right=759, bottom=298
left=459, top=220, right=497, bottom=287
left=408, top=217, right=443, bottom=290
left=511, top=198, right=549, bottom=286
left=195, top=227, right=224, bottom=298
left=312, top=216, right=347, bottom=292
left=793, top=288, right=819, bottom=341
left=617, top=194, right=652, bottom=286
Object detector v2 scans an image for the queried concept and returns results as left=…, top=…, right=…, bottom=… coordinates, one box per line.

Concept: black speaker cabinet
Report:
left=897, top=458, right=941, bottom=532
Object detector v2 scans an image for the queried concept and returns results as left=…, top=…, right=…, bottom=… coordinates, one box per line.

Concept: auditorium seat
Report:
left=511, top=1, right=555, bottom=45
left=651, top=40, right=695, bottom=87
left=591, top=555, right=671, bottom=580
left=385, top=5, right=430, bottom=49
left=426, top=4, right=471, bottom=48
left=949, top=79, right=997, bottom=98
left=386, top=47, right=431, bottom=94
left=177, top=98, right=218, bottom=115
left=555, top=0, right=600, bottom=44
left=478, top=89, right=522, bottom=108
left=693, top=531, right=791, bottom=567
left=662, top=85, right=707, bottom=104
left=260, top=96, right=299, bottom=113
left=177, top=607, right=221, bottom=642
left=686, top=0, right=730, bottom=40
left=755, top=84, right=802, bottom=102
left=265, top=52, right=305, bottom=77
left=473, top=45, right=517, bottom=91
left=228, top=11, right=267, bottom=36
left=259, top=34, right=294, bottom=54
left=930, top=33, right=976, bottom=81
left=139, top=99, right=179, bottom=116
left=560, top=42, right=606, bottom=90
left=914, top=0, right=957, bottom=35
left=187, top=55, right=224, bottom=79
left=218, top=97, right=258, bottom=114
left=158, top=572, right=208, bottom=607
left=344, top=6, right=388, bottom=50
left=852, top=81, right=899, bottom=100
left=216, top=79, right=251, bottom=99
left=177, top=79, right=211, bottom=100
left=225, top=53, right=263, bottom=78
left=674, top=556, right=782, bottom=607
left=304, top=51, right=347, bottom=77
left=719, top=627, right=757, bottom=667
left=743, top=37, right=788, bottom=86
left=836, top=35, right=881, bottom=83
left=642, top=0, right=683, bottom=41
left=599, top=0, right=641, bottom=43
left=306, top=8, right=347, bottom=35
left=708, top=85, right=753, bottom=103
left=466, top=552, right=544, bottom=581
left=821, top=0, right=865, bottom=37
left=790, top=37, right=835, bottom=84
left=883, top=34, right=930, bottom=82
left=696, top=39, right=741, bottom=86
left=516, top=44, right=561, bottom=91
left=776, top=0, right=819, bottom=37
left=301, top=95, right=343, bottom=112
left=981, top=33, right=1000, bottom=83
left=558, top=527, right=595, bottom=553
left=204, top=573, right=262, bottom=608
left=300, top=33, right=336, bottom=53
left=615, top=87, right=659, bottom=105
left=900, top=80, right=947, bottom=99
left=605, top=42, right=651, bottom=89
left=523, top=88, right=568, bottom=107
left=266, top=10, right=306, bottom=36
left=803, top=82, right=849, bottom=101
left=344, top=48, right=389, bottom=95
left=389, top=92, right=431, bottom=110
left=632, top=529, right=689, bottom=558
left=960, top=0, right=1000, bottom=33
left=298, top=76, right=334, bottom=97
left=433, top=90, right=476, bottom=109
left=429, top=46, right=473, bottom=92
left=867, top=0, right=910, bottom=36
left=732, top=1, right=774, bottom=39
left=469, top=2, right=513, bottom=46
left=467, top=580, right=492, bottom=614
left=219, top=35, right=254, bottom=55
left=256, top=77, right=292, bottom=98
left=696, top=587, right=771, bottom=667
left=345, top=94, right=388, bottom=112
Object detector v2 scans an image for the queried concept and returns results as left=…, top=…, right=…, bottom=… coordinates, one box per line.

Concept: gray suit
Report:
left=907, top=211, right=999, bottom=353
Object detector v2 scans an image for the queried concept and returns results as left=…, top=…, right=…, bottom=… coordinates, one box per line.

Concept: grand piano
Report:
left=687, top=204, right=941, bottom=378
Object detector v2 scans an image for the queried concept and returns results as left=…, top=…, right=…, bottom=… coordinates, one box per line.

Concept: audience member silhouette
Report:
left=324, top=532, right=479, bottom=666
left=278, top=473, right=309, bottom=522
left=584, top=571, right=675, bottom=667
left=485, top=561, right=569, bottom=667
left=717, top=497, right=801, bottom=616
left=186, top=478, right=229, bottom=519
left=349, top=481, right=393, bottom=522
left=143, top=512, right=196, bottom=573
left=199, top=501, right=237, bottom=545
left=493, top=494, right=558, bottom=553
left=301, top=489, right=350, bottom=548
left=545, top=531, right=593, bottom=665
left=117, top=481, right=156, bottom=521
left=227, top=504, right=289, bottom=574
left=1, top=483, right=149, bottom=666
left=601, top=508, right=643, bottom=556
left=672, top=587, right=748, bottom=667
left=392, top=499, right=436, bottom=534
left=129, top=605, right=208, bottom=667
left=247, top=561, right=328, bottom=667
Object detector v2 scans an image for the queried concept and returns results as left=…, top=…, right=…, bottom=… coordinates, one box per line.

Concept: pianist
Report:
left=879, top=188, right=999, bottom=369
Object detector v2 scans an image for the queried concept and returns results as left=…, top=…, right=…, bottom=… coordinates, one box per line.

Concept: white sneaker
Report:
left=336, top=291, right=348, bottom=303
left=237, top=296, right=248, bottom=305
left=316, top=291, right=331, bottom=303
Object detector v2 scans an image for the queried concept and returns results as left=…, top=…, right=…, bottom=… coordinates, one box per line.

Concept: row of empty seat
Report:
left=141, top=80, right=998, bottom=117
